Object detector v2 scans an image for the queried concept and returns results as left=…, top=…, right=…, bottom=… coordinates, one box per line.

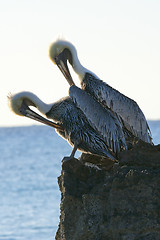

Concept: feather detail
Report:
left=82, top=73, right=152, bottom=144
left=69, top=85, right=127, bottom=154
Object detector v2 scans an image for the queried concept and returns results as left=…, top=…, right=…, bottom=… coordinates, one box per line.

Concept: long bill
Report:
left=20, top=103, right=63, bottom=130
left=55, top=52, right=75, bottom=86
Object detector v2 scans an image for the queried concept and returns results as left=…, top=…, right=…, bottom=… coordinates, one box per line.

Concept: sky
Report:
left=0, top=0, right=160, bottom=126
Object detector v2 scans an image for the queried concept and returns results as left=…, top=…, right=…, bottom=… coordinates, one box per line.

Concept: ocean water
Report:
left=0, top=121, right=159, bottom=240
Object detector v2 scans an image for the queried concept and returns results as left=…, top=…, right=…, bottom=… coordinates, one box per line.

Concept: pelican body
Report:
left=69, top=85, right=127, bottom=154
left=46, top=95, right=116, bottom=159
left=49, top=40, right=152, bottom=144
left=8, top=90, right=117, bottom=160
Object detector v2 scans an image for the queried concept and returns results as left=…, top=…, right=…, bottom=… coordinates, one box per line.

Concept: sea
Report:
left=0, top=121, right=160, bottom=240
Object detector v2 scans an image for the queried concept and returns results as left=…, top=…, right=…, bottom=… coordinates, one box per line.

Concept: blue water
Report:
left=0, top=121, right=159, bottom=240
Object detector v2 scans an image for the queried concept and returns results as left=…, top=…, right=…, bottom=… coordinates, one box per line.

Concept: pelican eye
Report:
left=54, top=56, right=60, bottom=64
left=19, top=102, right=26, bottom=115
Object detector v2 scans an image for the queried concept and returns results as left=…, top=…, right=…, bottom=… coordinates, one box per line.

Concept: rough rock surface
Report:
left=55, top=141, right=160, bottom=240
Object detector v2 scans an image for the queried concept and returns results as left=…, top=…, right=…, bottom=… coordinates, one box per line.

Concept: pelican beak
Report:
left=55, top=50, right=75, bottom=86
left=19, top=101, right=63, bottom=130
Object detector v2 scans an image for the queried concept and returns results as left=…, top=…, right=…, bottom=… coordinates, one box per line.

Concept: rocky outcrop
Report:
left=56, top=141, right=160, bottom=240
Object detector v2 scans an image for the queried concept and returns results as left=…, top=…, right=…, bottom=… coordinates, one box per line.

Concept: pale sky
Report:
left=0, top=0, right=160, bottom=126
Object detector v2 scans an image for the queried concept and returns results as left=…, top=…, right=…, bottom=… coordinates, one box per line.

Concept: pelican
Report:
left=8, top=90, right=122, bottom=161
left=49, top=39, right=152, bottom=144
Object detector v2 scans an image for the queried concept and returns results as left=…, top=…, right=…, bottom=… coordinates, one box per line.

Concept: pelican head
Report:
left=49, top=39, right=89, bottom=86
left=8, top=92, right=36, bottom=116
left=8, top=91, right=63, bottom=130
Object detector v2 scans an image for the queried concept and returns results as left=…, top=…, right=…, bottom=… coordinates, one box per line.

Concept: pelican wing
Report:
left=82, top=73, right=152, bottom=143
left=69, top=86, right=127, bottom=153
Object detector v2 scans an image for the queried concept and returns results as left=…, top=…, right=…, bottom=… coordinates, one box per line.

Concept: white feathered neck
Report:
left=8, top=91, right=52, bottom=116
left=49, top=39, right=98, bottom=80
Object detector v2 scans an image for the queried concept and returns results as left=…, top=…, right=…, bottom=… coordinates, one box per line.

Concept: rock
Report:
left=55, top=141, right=160, bottom=240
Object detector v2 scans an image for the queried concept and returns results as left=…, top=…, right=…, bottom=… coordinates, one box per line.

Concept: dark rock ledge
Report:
left=56, top=142, right=160, bottom=240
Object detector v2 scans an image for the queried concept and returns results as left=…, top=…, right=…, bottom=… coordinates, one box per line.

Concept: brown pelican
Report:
left=49, top=39, right=152, bottom=144
left=8, top=90, right=124, bottom=161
